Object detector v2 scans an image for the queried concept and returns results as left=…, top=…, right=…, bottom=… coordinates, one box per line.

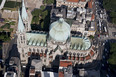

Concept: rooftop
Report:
left=66, top=0, right=79, bottom=2
left=26, top=32, right=47, bottom=46
left=70, top=36, right=91, bottom=50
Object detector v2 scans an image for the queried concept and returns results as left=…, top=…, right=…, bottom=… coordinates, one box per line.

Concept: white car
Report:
left=106, top=74, right=109, bottom=77
left=103, top=56, right=105, bottom=59
left=102, top=43, right=105, bottom=45
left=102, top=64, right=104, bottom=67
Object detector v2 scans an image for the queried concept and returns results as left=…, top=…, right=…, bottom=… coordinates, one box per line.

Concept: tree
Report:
left=41, top=10, right=48, bottom=19
left=41, top=21, right=44, bottom=29
left=40, top=5, right=46, bottom=10
left=88, top=35, right=94, bottom=40
left=32, top=16, right=40, bottom=24
left=108, top=43, right=116, bottom=68
left=10, top=28, right=13, bottom=32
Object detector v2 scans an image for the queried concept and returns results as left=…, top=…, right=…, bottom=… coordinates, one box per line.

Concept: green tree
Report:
left=10, top=28, right=14, bottom=32
left=41, top=21, right=44, bottom=29
left=108, top=43, right=116, bottom=69
left=40, top=5, right=46, bottom=10
left=88, top=35, right=94, bottom=39
left=41, top=10, right=48, bottom=19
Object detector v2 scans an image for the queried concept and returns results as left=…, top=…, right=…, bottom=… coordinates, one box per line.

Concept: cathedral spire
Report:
left=21, top=0, right=28, bottom=21
left=18, top=10, right=25, bottom=32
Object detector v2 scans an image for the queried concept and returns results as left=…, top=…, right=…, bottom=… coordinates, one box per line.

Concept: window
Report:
left=29, top=48, right=31, bottom=52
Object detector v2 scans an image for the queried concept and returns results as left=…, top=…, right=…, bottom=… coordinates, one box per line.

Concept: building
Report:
left=4, top=72, right=17, bottom=77
left=56, top=0, right=89, bottom=8
left=4, top=57, right=21, bottom=77
left=17, top=0, right=98, bottom=69
left=51, top=0, right=96, bottom=36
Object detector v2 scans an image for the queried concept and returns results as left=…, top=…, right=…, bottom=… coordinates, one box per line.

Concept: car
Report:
left=107, top=61, right=108, bottom=64
left=106, top=74, right=109, bottom=77
left=102, top=43, right=105, bottom=46
left=0, top=59, right=4, bottom=63
left=102, top=64, right=104, bottom=67
left=108, top=68, right=110, bottom=71
left=103, top=56, right=105, bottom=59
left=105, top=48, right=107, bottom=52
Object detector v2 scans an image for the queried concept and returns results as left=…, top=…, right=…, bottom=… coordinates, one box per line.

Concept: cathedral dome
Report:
left=49, top=18, right=70, bottom=42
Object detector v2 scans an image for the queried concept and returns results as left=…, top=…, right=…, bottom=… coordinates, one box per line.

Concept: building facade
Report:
left=56, top=0, right=89, bottom=8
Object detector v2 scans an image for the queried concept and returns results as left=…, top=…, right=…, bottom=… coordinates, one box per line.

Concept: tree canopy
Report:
left=103, top=0, right=116, bottom=24
left=108, top=43, right=116, bottom=68
left=31, top=7, right=50, bottom=31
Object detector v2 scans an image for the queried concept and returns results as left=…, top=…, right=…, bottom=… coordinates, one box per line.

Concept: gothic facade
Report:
left=17, top=0, right=98, bottom=67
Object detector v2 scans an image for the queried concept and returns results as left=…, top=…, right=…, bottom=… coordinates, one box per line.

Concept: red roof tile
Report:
left=76, top=57, right=79, bottom=60
left=72, top=56, right=75, bottom=60
left=32, top=52, right=35, bottom=56
left=49, top=56, right=53, bottom=58
left=40, top=53, right=43, bottom=57
left=80, top=57, right=84, bottom=61
left=91, top=14, right=95, bottom=21
left=30, top=69, right=35, bottom=73
left=92, top=46, right=95, bottom=50
left=36, top=53, right=39, bottom=56
left=81, top=0, right=86, bottom=2
left=59, top=72, right=64, bottom=77
left=90, top=50, right=94, bottom=56
left=68, top=56, right=71, bottom=60
left=88, top=1, right=92, bottom=8
left=60, top=61, right=72, bottom=67
left=85, top=54, right=91, bottom=60
left=30, top=75, right=35, bottom=77
left=66, top=0, right=79, bottom=2
left=44, top=53, right=46, bottom=57
left=28, top=52, right=31, bottom=56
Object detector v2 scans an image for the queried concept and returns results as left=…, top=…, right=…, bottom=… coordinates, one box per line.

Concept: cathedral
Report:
left=17, top=0, right=98, bottom=68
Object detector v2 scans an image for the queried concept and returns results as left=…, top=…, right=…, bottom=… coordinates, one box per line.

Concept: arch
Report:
left=33, top=48, right=35, bottom=52
left=37, top=49, right=39, bottom=53
left=29, top=48, right=31, bottom=52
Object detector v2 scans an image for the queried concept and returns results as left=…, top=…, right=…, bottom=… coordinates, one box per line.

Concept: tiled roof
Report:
left=80, top=57, right=84, bottom=61
left=88, top=1, right=92, bottom=8
left=68, top=56, right=71, bottom=60
left=90, top=50, right=94, bottom=56
left=91, top=14, right=95, bottom=21
left=30, top=75, right=35, bottom=77
left=59, top=61, right=72, bottom=67
left=66, top=0, right=79, bottom=2
left=81, top=0, right=86, bottom=2
left=44, top=53, right=46, bottom=57
left=28, top=52, right=31, bottom=56
left=40, top=53, right=43, bottom=57
left=59, top=72, right=64, bottom=77
left=49, top=56, right=53, bottom=58
left=76, top=57, right=79, bottom=60
left=85, top=54, right=91, bottom=60
left=30, top=68, right=35, bottom=73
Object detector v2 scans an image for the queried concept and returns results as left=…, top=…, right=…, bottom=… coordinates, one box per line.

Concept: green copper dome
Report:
left=49, top=18, right=70, bottom=42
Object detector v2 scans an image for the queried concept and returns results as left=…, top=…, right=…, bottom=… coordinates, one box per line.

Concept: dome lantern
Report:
left=49, top=18, right=70, bottom=42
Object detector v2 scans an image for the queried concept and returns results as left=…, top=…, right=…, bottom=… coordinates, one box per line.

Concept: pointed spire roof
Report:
left=18, top=10, right=25, bottom=32
left=21, top=0, right=28, bottom=20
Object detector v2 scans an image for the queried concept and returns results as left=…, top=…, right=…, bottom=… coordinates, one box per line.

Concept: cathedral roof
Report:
left=18, top=10, right=25, bottom=32
left=26, top=32, right=47, bottom=47
left=71, top=36, right=91, bottom=50
left=49, top=18, right=70, bottom=42
left=21, top=0, right=28, bottom=21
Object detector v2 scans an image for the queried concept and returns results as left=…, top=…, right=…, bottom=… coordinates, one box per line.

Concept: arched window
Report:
left=37, top=49, right=39, bottom=53
left=33, top=48, right=35, bottom=52
left=22, top=49, right=25, bottom=57
left=29, top=48, right=31, bottom=52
